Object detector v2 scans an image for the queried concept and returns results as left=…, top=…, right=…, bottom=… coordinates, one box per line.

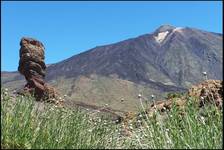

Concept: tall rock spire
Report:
left=18, top=37, right=59, bottom=101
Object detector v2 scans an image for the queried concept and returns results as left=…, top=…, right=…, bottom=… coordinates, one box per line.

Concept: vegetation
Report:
left=1, top=88, right=222, bottom=149
left=166, top=92, right=186, bottom=99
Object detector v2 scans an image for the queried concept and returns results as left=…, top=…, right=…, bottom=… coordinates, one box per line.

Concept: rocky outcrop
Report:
left=18, top=37, right=58, bottom=101
left=148, top=80, right=223, bottom=114
left=188, top=80, right=223, bottom=109
left=119, top=80, right=223, bottom=132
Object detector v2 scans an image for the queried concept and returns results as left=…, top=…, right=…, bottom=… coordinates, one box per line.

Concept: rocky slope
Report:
left=46, top=25, right=222, bottom=85
left=1, top=25, right=223, bottom=112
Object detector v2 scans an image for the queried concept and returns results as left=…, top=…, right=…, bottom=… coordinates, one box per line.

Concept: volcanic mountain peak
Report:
left=153, top=25, right=184, bottom=43
left=155, top=24, right=176, bottom=32
left=173, top=27, right=184, bottom=32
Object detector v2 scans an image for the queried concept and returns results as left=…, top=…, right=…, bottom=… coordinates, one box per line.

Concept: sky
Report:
left=1, top=1, right=223, bottom=71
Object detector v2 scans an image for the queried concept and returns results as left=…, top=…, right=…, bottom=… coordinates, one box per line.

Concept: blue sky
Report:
left=1, top=1, right=222, bottom=71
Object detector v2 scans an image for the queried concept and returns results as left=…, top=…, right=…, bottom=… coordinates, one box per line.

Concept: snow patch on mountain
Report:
left=173, top=27, right=183, bottom=33
left=154, top=31, right=169, bottom=43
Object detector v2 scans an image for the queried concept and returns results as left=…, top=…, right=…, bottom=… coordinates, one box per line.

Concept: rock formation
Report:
left=18, top=37, right=58, bottom=101
left=188, top=80, right=223, bottom=109
left=119, top=80, right=223, bottom=131
left=148, top=80, right=223, bottom=114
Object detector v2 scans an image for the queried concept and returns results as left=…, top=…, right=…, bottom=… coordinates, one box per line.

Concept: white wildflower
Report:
left=202, top=72, right=208, bottom=80
left=167, top=140, right=171, bottom=144
left=199, top=116, right=205, bottom=125
left=151, top=94, right=155, bottom=99
left=202, top=72, right=207, bottom=76
left=138, top=94, right=142, bottom=98
left=137, top=120, right=141, bottom=123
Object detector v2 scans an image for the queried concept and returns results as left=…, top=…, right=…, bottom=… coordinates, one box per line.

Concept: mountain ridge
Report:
left=2, top=25, right=223, bottom=112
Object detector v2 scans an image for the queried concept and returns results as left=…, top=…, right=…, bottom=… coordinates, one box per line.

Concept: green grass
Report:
left=1, top=88, right=223, bottom=149
left=128, top=97, right=223, bottom=149
left=1, top=89, right=116, bottom=149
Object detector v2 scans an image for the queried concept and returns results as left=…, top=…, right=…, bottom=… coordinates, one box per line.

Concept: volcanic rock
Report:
left=188, top=80, right=223, bottom=108
left=148, top=80, right=223, bottom=114
left=18, top=37, right=59, bottom=101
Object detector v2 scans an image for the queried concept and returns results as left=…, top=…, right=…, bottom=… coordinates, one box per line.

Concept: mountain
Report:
left=1, top=25, right=223, bottom=112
